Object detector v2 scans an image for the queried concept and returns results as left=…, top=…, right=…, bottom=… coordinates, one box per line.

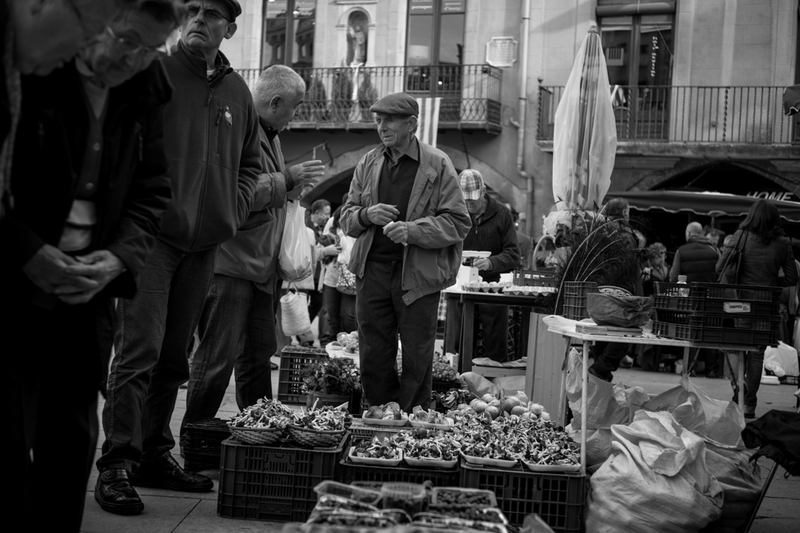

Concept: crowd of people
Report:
left=3, top=2, right=796, bottom=531
left=1, top=1, right=520, bottom=527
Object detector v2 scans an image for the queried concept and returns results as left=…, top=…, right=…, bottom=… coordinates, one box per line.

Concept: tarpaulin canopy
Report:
left=611, top=190, right=800, bottom=223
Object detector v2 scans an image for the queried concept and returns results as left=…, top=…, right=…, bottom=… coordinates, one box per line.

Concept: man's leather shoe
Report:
left=130, top=452, right=213, bottom=492
left=95, top=469, right=144, bottom=515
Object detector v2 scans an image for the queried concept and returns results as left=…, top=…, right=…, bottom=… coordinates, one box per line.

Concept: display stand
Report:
left=546, top=318, right=761, bottom=476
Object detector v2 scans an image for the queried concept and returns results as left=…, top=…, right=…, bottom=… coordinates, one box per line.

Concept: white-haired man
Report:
left=181, top=65, right=324, bottom=444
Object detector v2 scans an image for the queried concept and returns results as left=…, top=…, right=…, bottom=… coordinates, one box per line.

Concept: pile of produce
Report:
left=435, top=387, right=472, bottom=412
left=363, top=402, right=407, bottom=421
left=392, top=428, right=461, bottom=461
left=292, top=404, right=352, bottom=431
left=336, top=331, right=359, bottom=355
left=456, top=391, right=551, bottom=421
left=432, top=352, right=459, bottom=382
left=409, top=406, right=450, bottom=426
left=352, top=436, right=401, bottom=460
left=228, top=398, right=294, bottom=430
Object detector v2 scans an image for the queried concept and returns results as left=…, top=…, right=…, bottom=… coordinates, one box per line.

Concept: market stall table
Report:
left=545, top=316, right=761, bottom=475
left=442, top=288, right=557, bottom=398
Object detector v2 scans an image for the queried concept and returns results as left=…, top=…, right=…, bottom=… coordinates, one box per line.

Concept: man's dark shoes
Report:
left=95, top=468, right=144, bottom=515
left=130, top=451, right=213, bottom=492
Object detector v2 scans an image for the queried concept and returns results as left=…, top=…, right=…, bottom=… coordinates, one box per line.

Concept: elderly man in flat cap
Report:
left=340, top=92, right=471, bottom=412
left=95, top=0, right=262, bottom=515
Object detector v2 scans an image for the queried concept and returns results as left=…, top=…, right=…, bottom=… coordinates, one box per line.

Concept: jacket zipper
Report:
left=190, top=84, right=214, bottom=250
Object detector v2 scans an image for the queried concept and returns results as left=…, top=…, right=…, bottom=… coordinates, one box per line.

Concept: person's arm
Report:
left=403, top=156, right=471, bottom=248
left=234, top=100, right=263, bottom=227
left=780, top=240, right=798, bottom=287
left=669, top=250, right=681, bottom=282
left=486, top=212, right=520, bottom=273
left=340, top=158, right=370, bottom=238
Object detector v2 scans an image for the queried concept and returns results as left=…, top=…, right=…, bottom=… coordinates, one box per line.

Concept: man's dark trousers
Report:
left=356, top=261, right=438, bottom=411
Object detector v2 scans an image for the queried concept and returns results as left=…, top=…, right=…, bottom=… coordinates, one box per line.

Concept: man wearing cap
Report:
left=95, top=0, right=262, bottom=515
left=341, top=92, right=471, bottom=412
left=446, top=170, right=520, bottom=362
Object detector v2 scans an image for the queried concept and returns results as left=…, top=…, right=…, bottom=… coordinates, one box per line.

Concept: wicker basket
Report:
left=227, top=424, right=286, bottom=445
left=289, top=425, right=346, bottom=448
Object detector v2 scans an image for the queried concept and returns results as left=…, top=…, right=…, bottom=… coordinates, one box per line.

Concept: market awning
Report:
left=610, top=190, right=800, bottom=223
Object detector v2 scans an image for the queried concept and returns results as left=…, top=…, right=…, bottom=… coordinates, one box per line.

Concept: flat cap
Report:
left=370, top=92, right=419, bottom=116
left=218, top=0, right=242, bottom=20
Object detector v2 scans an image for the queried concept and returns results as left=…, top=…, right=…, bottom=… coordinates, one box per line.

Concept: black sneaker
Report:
left=95, top=469, right=144, bottom=515
left=130, top=452, right=213, bottom=492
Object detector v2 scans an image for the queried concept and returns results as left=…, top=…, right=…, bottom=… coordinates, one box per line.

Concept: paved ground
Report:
left=80, top=360, right=800, bottom=533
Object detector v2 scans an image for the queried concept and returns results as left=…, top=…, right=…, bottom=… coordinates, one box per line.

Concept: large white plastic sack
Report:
left=644, top=374, right=745, bottom=449
left=586, top=411, right=723, bottom=533
left=564, top=348, right=649, bottom=466
left=764, top=341, right=799, bottom=377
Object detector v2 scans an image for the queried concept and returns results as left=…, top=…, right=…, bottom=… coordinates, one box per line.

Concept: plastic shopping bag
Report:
left=279, top=201, right=313, bottom=282
left=586, top=411, right=723, bottom=533
left=564, top=348, right=649, bottom=466
left=764, top=341, right=799, bottom=377
left=644, top=374, right=745, bottom=449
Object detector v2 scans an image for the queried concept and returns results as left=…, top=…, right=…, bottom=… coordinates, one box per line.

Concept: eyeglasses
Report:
left=105, top=27, right=167, bottom=60
left=186, top=4, right=230, bottom=23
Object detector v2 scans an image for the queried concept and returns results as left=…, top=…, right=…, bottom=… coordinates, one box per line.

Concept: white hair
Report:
left=252, top=65, right=306, bottom=108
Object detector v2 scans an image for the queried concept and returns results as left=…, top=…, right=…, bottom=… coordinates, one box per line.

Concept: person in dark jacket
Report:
left=670, top=222, right=721, bottom=376
left=669, top=221, right=719, bottom=283
left=180, top=65, right=323, bottom=445
left=95, top=0, right=262, bottom=515
left=716, top=199, right=798, bottom=418
left=445, top=169, right=520, bottom=362
left=1, top=1, right=180, bottom=528
left=341, top=92, right=471, bottom=412
left=1, top=0, right=124, bottom=218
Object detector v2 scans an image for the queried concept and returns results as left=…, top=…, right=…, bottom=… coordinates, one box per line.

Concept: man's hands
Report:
left=56, top=250, right=126, bottom=304
left=286, top=159, right=325, bottom=192
left=22, top=246, right=126, bottom=305
left=22, top=244, right=96, bottom=295
left=366, top=203, right=399, bottom=226
left=383, top=221, right=408, bottom=246
left=472, top=257, right=492, bottom=271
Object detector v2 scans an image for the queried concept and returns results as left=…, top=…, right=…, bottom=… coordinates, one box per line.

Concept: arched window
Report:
left=346, top=11, right=369, bottom=66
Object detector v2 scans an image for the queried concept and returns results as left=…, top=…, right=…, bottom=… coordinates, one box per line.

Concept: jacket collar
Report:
left=172, top=39, right=233, bottom=84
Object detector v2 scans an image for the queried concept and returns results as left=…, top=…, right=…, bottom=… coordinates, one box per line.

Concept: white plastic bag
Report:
left=764, top=341, right=799, bottom=377
left=279, top=201, right=313, bottom=282
left=586, top=411, right=723, bottom=533
left=280, top=285, right=311, bottom=336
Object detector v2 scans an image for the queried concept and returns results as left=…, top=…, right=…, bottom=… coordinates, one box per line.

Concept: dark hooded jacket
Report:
left=156, top=40, right=261, bottom=252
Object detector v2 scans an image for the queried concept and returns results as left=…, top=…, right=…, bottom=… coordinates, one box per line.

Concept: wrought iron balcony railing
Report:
left=537, top=85, right=797, bottom=145
left=238, top=64, right=502, bottom=131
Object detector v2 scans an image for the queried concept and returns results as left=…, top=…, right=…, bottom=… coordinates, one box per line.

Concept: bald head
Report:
left=685, top=222, right=704, bottom=241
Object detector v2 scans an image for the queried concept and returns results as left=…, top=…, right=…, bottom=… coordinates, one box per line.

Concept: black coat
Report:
left=0, top=60, right=173, bottom=303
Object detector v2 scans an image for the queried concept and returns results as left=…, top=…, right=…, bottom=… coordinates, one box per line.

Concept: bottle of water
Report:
left=677, top=275, right=689, bottom=297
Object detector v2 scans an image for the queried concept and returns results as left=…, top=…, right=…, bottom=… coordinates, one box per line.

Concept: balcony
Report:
left=537, top=85, right=800, bottom=157
left=238, top=64, right=503, bottom=133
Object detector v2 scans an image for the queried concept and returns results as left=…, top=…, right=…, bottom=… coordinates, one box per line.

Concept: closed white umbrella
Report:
left=552, top=26, right=616, bottom=211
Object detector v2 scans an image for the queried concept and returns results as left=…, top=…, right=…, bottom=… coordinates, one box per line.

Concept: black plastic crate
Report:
left=217, top=435, right=346, bottom=522
left=339, top=458, right=460, bottom=487
left=653, top=314, right=780, bottom=346
left=559, top=282, right=599, bottom=321
left=460, top=461, right=585, bottom=532
left=654, top=282, right=781, bottom=318
left=277, top=345, right=328, bottom=404
left=653, top=309, right=691, bottom=325
left=183, top=418, right=230, bottom=472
